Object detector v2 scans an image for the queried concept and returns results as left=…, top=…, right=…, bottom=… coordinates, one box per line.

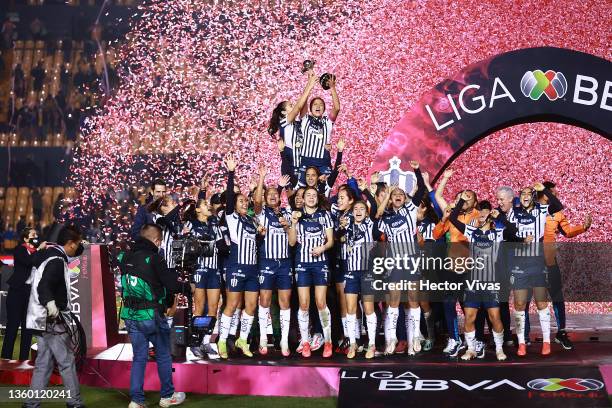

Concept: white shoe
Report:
left=496, top=349, right=507, bottom=361
left=443, top=338, right=455, bottom=354
left=202, top=343, right=220, bottom=359
left=310, top=333, right=324, bottom=351
left=384, top=339, right=397, bottom=356
left=159, top=391, right=186, bottom=407
left=461, top=349, right=477, bottom=361
left=412, top=335, right=422, bottom=353
left=129, top=402, right=146, bottom=408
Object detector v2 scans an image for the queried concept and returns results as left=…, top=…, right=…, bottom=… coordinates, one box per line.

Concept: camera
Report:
left=171, top=236, right=215, bottom=268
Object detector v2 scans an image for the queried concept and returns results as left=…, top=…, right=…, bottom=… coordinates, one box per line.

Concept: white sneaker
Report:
left=384, top=339, right=397, bottom=356
left=202, top=343, right=220, bottom=359
left=461, top=349, right=477, bottom=361
left=128, top=402, right=146, bottom=408
left=159, top=391, right=186, bottom=407
left=412, top=335, right=422, bottom=353
left=496, top=349, right=507, bottom=361
left=443, top=338, right=455, bottom=354
left=310, top=333, right=324, bottom=351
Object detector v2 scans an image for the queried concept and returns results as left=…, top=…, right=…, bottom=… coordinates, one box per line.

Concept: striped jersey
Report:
left=343, top=217, right=376, bottom=272
left=418, top=219, right=436, bottom=242
left=379, top=202, right=419, bottom=256
left=152, top=212, right=179, bottom=269
left=280, top=115, right=302, bottom=170
left=258, top=206, right=292, bottom=259
left=331, top=203, right=353, bottom=260
left=295, top=209, right=334, bottom=263
left=183, top=217, right=222, bottom=269
left=506, top=204, right=549, bottom=256
left=225, top=212, right=258, bottom=265
left=300, top=115, right=333, bottom=159
left=463, top=225, right=504, bottom=282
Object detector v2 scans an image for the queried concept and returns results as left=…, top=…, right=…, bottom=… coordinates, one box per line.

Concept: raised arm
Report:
left=535, top=183, right=564, bottom=215
left=376, top=185, right=394, bottom=219
left=409, top=161, right=426, bottom=206
left=288, top=211, right=300, bottom=246
left=359, top=178, right=379, bottom=220
left=224, top=154, right=237, bottom=215
left=492, top=209, right=523, bottom=242
left=253, top=165, right=266, bottom=215
left=329, top=76, right=340, bottom=122
left=287, top=71, right=318, bottom=123
left=434, top=168, right=453, bottom=211
left=449, top=197, right=466, bottom=234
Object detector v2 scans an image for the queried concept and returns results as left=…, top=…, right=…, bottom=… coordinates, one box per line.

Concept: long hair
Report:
left=309, top=97, right=325, bottom=113
left=268, top=101, right=287, bottom=136
left=420, top=195, right=439, bottom=224
left=303, top=185, right=330, bottom=211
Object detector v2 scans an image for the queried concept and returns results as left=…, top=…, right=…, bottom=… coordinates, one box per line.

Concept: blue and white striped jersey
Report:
left=295, top=209, right=334, bottom=263
left=463, top=226, right=505, bottom=282
left=225, top=212, right=258, bottom=265
left=258, top=206, right=292, bottom=259
left=280, top=115, right=302, bottom=170
left=343, top=217, right=377, bottom=272
left=506, top=204, right=549, bottom=256
left=300, top=115, right=333, bottom=159
left=379, top=202, right=419, bottom=256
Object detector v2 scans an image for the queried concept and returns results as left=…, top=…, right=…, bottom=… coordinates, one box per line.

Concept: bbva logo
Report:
left=521, top=70, right=568, bottom=101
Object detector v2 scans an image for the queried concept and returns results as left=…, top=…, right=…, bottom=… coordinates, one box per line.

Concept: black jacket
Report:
left=8, top=243, right=37, bottom=288
left=121, top=238, right=180, bottom=307
left=37, top=246, right=70, bottom=310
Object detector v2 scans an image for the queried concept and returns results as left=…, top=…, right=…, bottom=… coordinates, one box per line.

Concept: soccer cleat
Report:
left=347, top=344, right=357, bottom=359
left=296, top=339, right=306, bottom=353
left=461, top=349, right=477, bottom=361
left=394, top=340, right=407, bottom=354
left=446, top=339, right=464, bottom=358
left=235, top=338, right=253, bottom=357
left=422, top=339, right=434, bottom=352
left=517, top=343, right=527, bottom=357
left=300, top=341, right=311, bottom=358
left=217, top=340, right=228, bottom=359
left=323, top=341, right=333, bottom=358
left=496, top=349, right=507, bottom=361
left=384, top=339, right=398, bottom=356
left=188, top=346, right=205, bottom=360
left=412, top=336, right=422, bottom=353
left=159, top=391, right=186, bottom=407
left=128, top=402, right=146, bottom=408
left=475, top=340, right=486, bottom=359
left=281, top=340, right=290, bottom=357
left=310, top=333, right=324, bottom=351
left=541, top=342, right=551, bottom=356
left=443, top=338, right=456, bottom=354
left=202, top=343, right=220, bottom=359
left=336, top=338, right=350, bottom=354
left=365, top=344, right=376, bottom=359
left=555, top=330, right=574, bottom=350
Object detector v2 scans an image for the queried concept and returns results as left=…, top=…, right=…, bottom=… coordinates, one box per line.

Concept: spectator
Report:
left=16, top=215, right=27, bottom=234
left=31, top=60, right=46, bottom=92
left=29, top=18, right=47, bottom=41
left=1, top=18, right=16, bottom=49
left=61, top=39, right=73, bottom=64
left=60, top=64, right=71, bottom=96
left=64, top=102, right=80, bottom=141
left=17, top=102, right=39, bottom=144
left=13, top=64, right=25, bottom=98
left=32, top=187, right=43, bottom=223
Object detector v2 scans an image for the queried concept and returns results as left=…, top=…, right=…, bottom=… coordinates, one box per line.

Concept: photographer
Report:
left=24, top=225, right=85, bottom=408
left=130, top=178, right=167, bottom=241
left=1, top=228, right=45, bottom=361
left=119, top=224, right=186, bottom=408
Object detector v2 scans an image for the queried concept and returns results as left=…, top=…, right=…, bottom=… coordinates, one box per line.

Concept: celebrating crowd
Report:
left=120, top=69, right=593, bottom=369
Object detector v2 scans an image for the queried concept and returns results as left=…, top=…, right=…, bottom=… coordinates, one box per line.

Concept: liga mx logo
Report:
left=527, top=378, right=604, bottom=392
left=68, top=258, right=81, bottom=279
left=520, top=70, right=568, bottom=101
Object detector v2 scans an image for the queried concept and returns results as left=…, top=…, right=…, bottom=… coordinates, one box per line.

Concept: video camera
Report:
left=171, top=236, right=215, bottom=268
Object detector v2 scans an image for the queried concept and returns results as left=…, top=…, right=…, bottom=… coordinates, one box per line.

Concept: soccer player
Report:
left=506, top=182, right=563, bottom=357
left=378, top=160, right=426, bottom=356
left=288, top=186, right=335, bottom=357
left=253, top=167, right=294, bottom=356
left=299, top=75, right=340, bottom=182
left=450, top=195, right=525, bottom=361
left=182, top=199, right=225, bottom=359
left=217, top=154, right=263, bottom=359
left=338, top=178, right=381, bottom=358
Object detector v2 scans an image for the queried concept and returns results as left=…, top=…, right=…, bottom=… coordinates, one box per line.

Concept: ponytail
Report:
left=268, top=101, right=287, bottom=137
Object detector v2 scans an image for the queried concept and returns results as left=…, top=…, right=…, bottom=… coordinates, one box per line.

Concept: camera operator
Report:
left=119, top=224, right=186, bottom=408
left=24, top=225, right=85, bottom=408
left=130, top=178, right=167, bottom=242
left=1, top=227, right=46, bottom=360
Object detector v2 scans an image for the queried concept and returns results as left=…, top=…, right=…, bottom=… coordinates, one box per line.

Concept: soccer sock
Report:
left=355, top=315, right=361, bottom=340
left=493, top=330, right=504, bottom=352
left=298, top=309, right=310, bottom=344
left=258, top=306, right=270, bottom=344
left=280, top=309, right=291, bottom=345
left=342, top=317, right=348, bottom=338
left=410, top=307, right=422, bottom=340
left=267, top=310, right=273, bottom=335
left=464, top=330, right=476, bottom=351
left=239, top=311, right=254, bottom=341
left=553, top=301, right=566, bottom=331
left=424, top=310, right=435, bottom=341
left=346, top=314, right=357, bottom=345
left=229, top=308, right=241, bottom=337
left=366, top=313, right=377, bottom=346
left=404, top=308, right=413, bottom=346
left=319, top=307, right=332, bottom=342
left=538, top=307, right=551, bottom=343
left=385, top=307, right=399, bottom=343
left=514, top=310, right=526, bottom=344
left=219, top=313, right=232, bottom=341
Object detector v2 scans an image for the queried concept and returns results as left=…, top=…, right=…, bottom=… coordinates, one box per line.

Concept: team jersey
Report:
left=342, top=217, right=378, bottom=272
left=418, top=219, right=436, bottom=242
left=506, top=204, right=549, bottom=256
left=463, top=225, right=505, bottom=283
left=258, top=206, right=292, bottom=259
left=331, top=203, right=353, bottom=260
left=280, top=115, right=302, bottom=169
left=183, top=217, right=223, bottom=269
left=379, top=202, right=419, bottom=257
left=295, top=209, right=333, bottom=263
left=152, top=212, right=181, bottom=269
left=300, top=114, right=333, bottom=159
left=225, top=212, right=258, bottom=265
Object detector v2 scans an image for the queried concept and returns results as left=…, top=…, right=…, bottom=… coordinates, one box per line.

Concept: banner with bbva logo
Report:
left=338, top=366, right=609, bottom=408
left=372, top=47, right=611, bottom=179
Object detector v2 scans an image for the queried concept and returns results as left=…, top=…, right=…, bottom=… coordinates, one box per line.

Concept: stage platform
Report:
left=0, top=314, right=611, bottom=399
